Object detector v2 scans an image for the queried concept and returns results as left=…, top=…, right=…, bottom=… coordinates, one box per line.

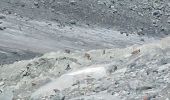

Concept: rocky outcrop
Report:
left=0, top=37, right=169, bottom=100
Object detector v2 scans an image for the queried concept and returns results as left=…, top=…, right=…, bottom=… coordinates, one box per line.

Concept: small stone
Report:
left=69, top=0, right=77, bottom=5
left=7, top=11, right=12, bottom=14
left=160, top=28, right=165, bottom=32
left=152, top=10, right=162, bottom=18
left=167, top=19, right=170, bottom=24
left=102, top=50, right=106, bottom=55
left=65, top=49, right=71, bottom=54
left=120, top=31, right=127, bottom=34
left=110, top=5, right=117, bottom=12
left=32, top=82, right=36, bottom=86
left=0, top=16, right=6, bottom=19
left=34, top=1, right=38, bottom=6
left=53, top=89, right=60, bottom=93
left=107, top=65, right=117, bottom=74
left=0, top=81, right=4, bottom=86
left=65, top=64, right=71, bottom=70
left=69, top=20, right=76, bottom=25
left=0, top=89, right=2, bottom=93
left=21, top=4, right=25, bottom=7
left=0, top=27, right=6, bottom=30
left=34, top=1, right=39, bottom=8
left=27, top=63, right=32, bottom=67
left=140, top=38, right=145, bottom=42
left=120, top=31, right=124, bottom=34
left=137, top=86, right=153, bottom=91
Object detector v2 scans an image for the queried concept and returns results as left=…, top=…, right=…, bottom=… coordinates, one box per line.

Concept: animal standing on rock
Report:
left=84, top=53, right=91, bottom=60
left=131, top=48, right=140, bottom=55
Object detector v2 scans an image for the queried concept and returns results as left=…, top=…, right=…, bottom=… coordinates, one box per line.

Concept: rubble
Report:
left=0, top=0, right=169, bottom=100
left=0, top=37, right=169, bottom=100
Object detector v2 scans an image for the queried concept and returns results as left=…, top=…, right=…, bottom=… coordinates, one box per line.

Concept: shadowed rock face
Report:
left=0, top=47, right=41, bottom=65
left=0, top=0, right=170, bottom=37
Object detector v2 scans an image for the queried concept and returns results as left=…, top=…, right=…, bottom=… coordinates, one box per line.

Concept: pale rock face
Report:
left=0, top=37, right=169, bottom=100
left=0, top=0, right=169, bottom=100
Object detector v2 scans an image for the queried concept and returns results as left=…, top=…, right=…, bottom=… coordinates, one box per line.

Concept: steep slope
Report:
left=0, top=37, right=169, bottom=100
left=0, top=0, right=170, bottom=36
left=0, top=13, right=153, bottom=65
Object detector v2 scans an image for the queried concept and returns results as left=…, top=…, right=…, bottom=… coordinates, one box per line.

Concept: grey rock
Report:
left=0, top=16, right=6, bottom=19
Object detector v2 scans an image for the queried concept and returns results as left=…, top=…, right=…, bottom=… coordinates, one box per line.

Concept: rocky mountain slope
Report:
left=1, top=0, right=169, bottom=64
left=0, top=0, right=170, bottom=36
left=0, top=13, right=154, bottom=65
left=0, top=37, right=169, bottom=100
left=0, top=0, right=170, bottom=100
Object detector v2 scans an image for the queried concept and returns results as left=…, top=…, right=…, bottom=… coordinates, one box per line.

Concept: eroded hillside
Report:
left=0, top=37, right=169, bottom=100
